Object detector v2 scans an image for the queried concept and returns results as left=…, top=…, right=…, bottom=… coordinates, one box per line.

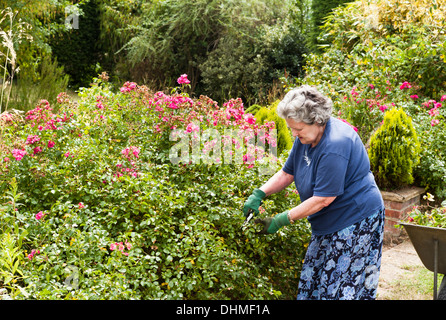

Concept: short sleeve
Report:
left=313, top=153, right=349, bottom=197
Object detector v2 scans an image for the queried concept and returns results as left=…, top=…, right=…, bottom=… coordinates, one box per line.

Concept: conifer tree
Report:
left=368, top=108, right=421, bottom=189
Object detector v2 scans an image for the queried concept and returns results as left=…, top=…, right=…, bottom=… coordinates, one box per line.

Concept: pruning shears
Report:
left=241, top=209, right=254, bottom=230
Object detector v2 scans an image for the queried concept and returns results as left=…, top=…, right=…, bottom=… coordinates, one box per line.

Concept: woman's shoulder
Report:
left=320, top=117, right=361, bottom=155
left=324, top=118, right=357, bottom=142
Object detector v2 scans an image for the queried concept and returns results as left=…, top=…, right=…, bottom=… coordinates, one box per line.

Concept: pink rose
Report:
left=177, top=74, right=190, bottom=85
left=35, top=211, right=44, bottom=220
left=12, top=149, right=27, bottom=161
left=399, top=81, right=412, bottom=89
left=26, top=135, right=40, bottom=145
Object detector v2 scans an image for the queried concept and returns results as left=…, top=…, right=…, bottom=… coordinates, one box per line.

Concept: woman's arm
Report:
left=259, top=169, right=336, bottom=222
left=288, top=195, right=336, bottom=221
left=259, top=169, right=295, bottom=197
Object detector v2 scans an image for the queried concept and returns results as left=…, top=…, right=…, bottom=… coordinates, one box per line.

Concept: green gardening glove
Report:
left=243, top=188, right=266, bottom=217
left=255, top=211, right=291, bottom=234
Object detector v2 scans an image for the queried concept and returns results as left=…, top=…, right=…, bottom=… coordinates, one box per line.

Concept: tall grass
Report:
left=0, top=7, right=32, bottom=113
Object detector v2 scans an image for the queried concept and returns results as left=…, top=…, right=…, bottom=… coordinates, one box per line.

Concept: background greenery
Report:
left=1, top=0, right=313, bottom=108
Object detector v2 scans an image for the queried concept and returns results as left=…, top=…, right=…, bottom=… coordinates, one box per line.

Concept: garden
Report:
left=0, top=0, right=446, bottom=300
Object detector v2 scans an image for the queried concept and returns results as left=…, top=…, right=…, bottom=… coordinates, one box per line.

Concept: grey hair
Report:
left=276, top=85, right=333, bottom=126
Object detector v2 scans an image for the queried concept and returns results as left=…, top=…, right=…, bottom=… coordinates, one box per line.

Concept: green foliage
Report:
left=255, top=100, right=293, bottom=157
left=200, top=32, right=269, bottom=105
left=0, top=7, right=33, bottom=112
left=200, top=15, right=308, bottom=105
left=117, top=0, right=308, bottom=105
left=0, top=77, right=310, bottom=299
left=0, top=178, right=28, bottom=298
left=408, top=97, right=446, bottom=200
left=309, top=0, right=350, bottom=50
left=304, top=0, right=446, bottom=100
left=403, top=193, right=446, bottom=228
left=2, top=0, right=311, bottom=106
left=337, top=85, right=384, bottom=142
left=122, top=0, right=242, bottom=89
left=368, top=108, right=421, bottom=189
left=262, top=22, right=308, bottom=80
left=10, top=55, right=69, bottom=111
left=97, top=0, right=143, bottom=81
left=0, top=1, right=75, bottom=111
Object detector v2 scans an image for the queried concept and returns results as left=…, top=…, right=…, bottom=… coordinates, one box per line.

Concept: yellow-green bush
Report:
left=245, top=104, right=262, bottom=115
left=368, top=108, right=421, bottom=189
left=255, top=100, right=293, bottom=156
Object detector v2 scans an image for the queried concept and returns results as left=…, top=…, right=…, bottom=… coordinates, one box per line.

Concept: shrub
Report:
left=11, top=55, right=69, bottom=112
left=308, top=0, right=351, bottom=50
left=335, top=84, right=387, bottom=142
left=244, top=104, right=262, bottom=115
left=49, top=0, right=101, bottom=88
left=0, top=75, right=310, bottom=299
left=409, top=95, right=446, bottom=200
left=119, top=0, right=308, bottom=104
left=200, top=33, right=270, bottom=106
left=368, top=108, right=421, bottom=189
left=254, top=100, right=293, bottom=157
left=333, top=81, right=446, bottom=200
left=200, top=16, right=308, bottom=105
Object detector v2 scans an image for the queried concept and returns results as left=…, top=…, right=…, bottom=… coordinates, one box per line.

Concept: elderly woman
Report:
left=243, top=85, right=385, bottom=300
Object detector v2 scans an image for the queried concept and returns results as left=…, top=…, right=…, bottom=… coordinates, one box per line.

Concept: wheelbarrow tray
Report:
left=400, top=223, right=446, bottom=274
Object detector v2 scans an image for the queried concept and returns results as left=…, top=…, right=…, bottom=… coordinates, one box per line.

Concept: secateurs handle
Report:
left=242, top=209, right=254, bottom=229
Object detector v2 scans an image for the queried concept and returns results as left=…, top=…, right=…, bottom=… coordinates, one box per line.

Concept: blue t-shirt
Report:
left=282, top=117, right=384, bottom=235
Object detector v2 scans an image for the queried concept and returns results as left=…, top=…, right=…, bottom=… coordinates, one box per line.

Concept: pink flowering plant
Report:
left=333, top=79, right=446, bottom=199
left=403, top=193, right=446, bottom=229
left=0, top=74, right=307, bottom=299
left=337, top=84, right=388, bottom=141
left=408, top=94, right=446, bottom=199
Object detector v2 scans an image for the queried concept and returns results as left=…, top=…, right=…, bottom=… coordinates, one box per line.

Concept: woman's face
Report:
left=286, top=118, right=325, bottom=147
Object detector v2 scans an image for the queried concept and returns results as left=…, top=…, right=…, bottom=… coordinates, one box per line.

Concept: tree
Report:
left=368, top=108, right=421, bottom=189
left=119, top=0, right=308, bottom=104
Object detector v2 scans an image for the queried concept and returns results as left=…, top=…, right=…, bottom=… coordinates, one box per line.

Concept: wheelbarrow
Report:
left=400, top=223, right=446, bottom=300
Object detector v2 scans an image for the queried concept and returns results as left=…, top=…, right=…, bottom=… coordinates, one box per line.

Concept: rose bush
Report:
left=0, top=75, right=309, bottom=299
left=330, top=80, right=446, bottom=199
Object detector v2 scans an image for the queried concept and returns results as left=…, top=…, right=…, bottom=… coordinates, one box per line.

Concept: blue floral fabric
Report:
left=297, top=209, right=385, bottom=300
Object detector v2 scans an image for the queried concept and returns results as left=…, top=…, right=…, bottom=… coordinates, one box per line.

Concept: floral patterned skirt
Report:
left=297, top=208, right=385, bottom=300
